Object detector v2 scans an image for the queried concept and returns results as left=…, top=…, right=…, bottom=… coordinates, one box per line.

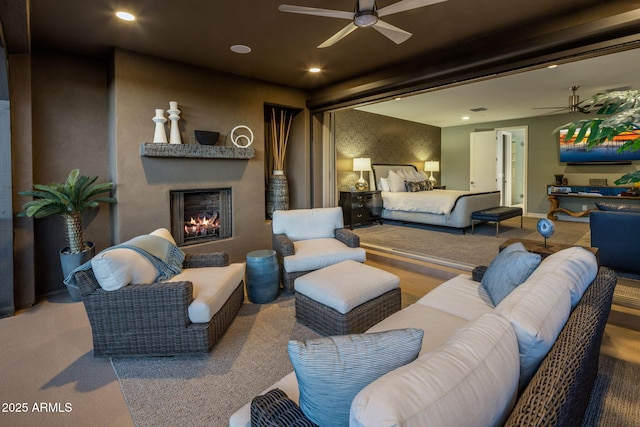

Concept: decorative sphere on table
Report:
left=537, top=218, right=555, bottom=238
left=537, top=218, right=555, bottom=248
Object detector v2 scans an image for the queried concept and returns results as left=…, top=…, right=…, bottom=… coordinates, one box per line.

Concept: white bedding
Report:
left=381, top=190, right=472, bottom=215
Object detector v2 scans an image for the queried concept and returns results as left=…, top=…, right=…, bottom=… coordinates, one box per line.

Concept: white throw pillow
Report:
left=149, top=227, right=176, bottom=245
left=91, top=248, right=157, bottom=291
left=350, top=313, right=519, bottom=427
left=378, top=177, right=391, bottom=192
left=387, top=170, right=406, bottom=192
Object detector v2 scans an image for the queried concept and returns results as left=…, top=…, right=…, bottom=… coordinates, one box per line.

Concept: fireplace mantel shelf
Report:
left=140, top=143, right=255, bottom=159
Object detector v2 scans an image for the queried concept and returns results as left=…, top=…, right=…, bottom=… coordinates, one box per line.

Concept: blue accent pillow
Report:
left=482, top=242, right=542, bottom=306
left=287, top=328, right=424, bottom=427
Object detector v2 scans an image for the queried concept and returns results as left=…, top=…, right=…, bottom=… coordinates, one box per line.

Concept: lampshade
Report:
left=424, top=160, right=440, bottom=172
left=353, top=157, right=372, bottom=172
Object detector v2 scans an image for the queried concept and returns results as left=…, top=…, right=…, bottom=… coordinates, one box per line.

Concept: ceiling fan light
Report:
left=354, top=11, right=378, bottom=27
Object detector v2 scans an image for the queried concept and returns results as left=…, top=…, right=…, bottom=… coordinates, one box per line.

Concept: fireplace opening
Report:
left=170, top=188, right=232, bottom=246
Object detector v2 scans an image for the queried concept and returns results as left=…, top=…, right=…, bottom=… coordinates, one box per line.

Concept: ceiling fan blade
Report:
left=372, top=20, right=412, bottom=44
left=378, top=0, right=448, bottom=17
left=318, top=23, right=359, bottom=48
left=358, top=0, right=376, bottom=11
left=278, top=4, right=354, bottom=20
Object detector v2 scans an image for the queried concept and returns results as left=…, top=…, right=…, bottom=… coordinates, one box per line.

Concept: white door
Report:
left=470, top=131, right=499, bottom=194
left=497, top=130, right=513, bottom=205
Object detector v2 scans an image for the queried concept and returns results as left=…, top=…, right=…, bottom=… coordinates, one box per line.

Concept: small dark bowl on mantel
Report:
left=195, top=130, right=220, bottom=145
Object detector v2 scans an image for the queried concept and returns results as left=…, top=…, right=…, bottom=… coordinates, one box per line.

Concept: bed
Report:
left=371, top=164, right=500, bottom=230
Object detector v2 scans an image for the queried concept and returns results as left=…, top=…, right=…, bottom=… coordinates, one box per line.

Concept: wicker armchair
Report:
left=272, top=207, right=366, bottom=293
left=72, top=252, right=244, bottom=357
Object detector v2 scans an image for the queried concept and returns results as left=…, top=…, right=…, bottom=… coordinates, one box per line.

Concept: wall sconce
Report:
left=424, top=160, right=440, bottom=186
left=353, top=157, right=372, bottom=191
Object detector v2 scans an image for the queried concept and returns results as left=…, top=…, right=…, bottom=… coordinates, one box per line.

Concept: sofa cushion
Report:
left=595, top=201, right=640, bottom=212
left=350, top=313, right=519, bottom=427
left=495, top=250, right=577, bottom=390
left=532, top=246, right=598, bottom=308
left=272, top=207, right=344, bottom=241
left=417, top=273, right=495, bottom=320
left=166, top=263, right=245, bottom=323
left=481, top=242, right=541, bottom=305
left=366, top=303, right=469, bottom=356
left=288, top=328, right=424, bottom=427
left=284, top=238, right=366, bottom=273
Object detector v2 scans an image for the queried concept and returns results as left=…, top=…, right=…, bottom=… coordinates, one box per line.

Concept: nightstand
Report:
left=339, top=191, right=383, bottom=229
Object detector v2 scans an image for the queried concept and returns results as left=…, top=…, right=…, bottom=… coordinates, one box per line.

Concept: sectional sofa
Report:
left=230, top=244, right=616, bottom=427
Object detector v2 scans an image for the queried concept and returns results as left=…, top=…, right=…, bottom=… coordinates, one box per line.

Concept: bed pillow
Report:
left=378, top=177, right=390, bottom=192
left=288, top=328, right=424, bottom=426
left=405, top=180, right=430, bottom=192
left=387, top=170, right=406, bottom=192
left=481, top=242, right=541, bottom=306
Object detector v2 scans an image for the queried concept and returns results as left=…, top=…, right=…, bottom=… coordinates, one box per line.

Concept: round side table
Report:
left=245, top=249, right=280, bottom=303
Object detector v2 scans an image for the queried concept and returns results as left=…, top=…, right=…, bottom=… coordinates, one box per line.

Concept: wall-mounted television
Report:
left=558, top=128, right=640, bottom=165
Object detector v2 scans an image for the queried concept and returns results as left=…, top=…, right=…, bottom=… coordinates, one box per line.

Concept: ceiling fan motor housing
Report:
left=354, top=10, right=379, bottom=27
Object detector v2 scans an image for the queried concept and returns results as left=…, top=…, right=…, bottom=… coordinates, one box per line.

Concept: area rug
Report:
left=111, top=294, right=640, bottom=427
left=112, top=288, right=414, bottom=426
left=353, top=217, right=590, bottom=268
left=111, top=296, right=320, bottom=427
left=582, top=354, right=640, bottom=426
left=614, top=278, right=640, bottom=310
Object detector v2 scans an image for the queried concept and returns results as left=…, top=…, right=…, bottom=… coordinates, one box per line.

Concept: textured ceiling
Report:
left=2, top=0, right=639, bottom=125
left=26, top=0, right=638, bottom=91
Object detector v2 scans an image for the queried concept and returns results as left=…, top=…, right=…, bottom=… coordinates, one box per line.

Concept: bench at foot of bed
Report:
left=471, top=206, right=523, bottom=237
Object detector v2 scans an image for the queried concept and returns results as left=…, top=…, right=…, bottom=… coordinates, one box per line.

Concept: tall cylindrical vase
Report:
left=267, top=170, right=289, bottom=219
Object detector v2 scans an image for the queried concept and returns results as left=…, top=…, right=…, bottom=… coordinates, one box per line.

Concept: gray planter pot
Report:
left=60, top=242, right=95, bottom=302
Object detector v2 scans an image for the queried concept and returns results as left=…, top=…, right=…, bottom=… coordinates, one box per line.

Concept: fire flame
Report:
left=184, top=213, right=219, bottom=238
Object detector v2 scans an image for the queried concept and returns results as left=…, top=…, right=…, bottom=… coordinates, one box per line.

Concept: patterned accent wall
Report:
left=335, top=109, right=441, bottom=191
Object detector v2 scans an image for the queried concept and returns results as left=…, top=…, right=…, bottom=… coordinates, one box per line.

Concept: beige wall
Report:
left=15, top=49, right=311, bottom=298
left=111, top=49, right=309, bottom=263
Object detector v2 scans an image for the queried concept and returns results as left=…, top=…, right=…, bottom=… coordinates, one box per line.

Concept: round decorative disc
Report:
left=537, top=218, right=555, bottom=238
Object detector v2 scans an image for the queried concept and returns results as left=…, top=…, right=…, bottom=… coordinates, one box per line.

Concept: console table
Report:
left=546, top=185, right=640, bottom=220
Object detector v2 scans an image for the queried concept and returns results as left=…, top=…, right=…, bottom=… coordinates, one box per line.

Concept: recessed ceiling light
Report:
left=547, top=64, right=558, bottom=69
left=116, top=11, right=136, bottom=21
left=309, top=67, right=321, bottom=73
left=462, top=116, right=470, bottom=120
left=231, top=45, right=251, bottom=54
left=394, top=97, right=402, bottom=101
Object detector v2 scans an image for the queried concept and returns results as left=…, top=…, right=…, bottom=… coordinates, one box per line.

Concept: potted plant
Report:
left=556, top=89, right=640, bottom=185
left=18, top=169, right=116, bottom=301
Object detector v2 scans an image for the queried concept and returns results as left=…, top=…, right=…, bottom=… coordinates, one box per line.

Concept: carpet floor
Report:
left=110, top=292, right=640, bottom=427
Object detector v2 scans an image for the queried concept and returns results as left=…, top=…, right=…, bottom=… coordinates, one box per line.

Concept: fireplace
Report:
left=170, top=188, right=232, bottom=246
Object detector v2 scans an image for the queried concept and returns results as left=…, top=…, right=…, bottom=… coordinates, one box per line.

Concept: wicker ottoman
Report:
left=294, top=260, right=401, bottom=336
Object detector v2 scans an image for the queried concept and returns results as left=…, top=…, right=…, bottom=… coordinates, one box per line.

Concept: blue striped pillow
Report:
left=288, top=328, right=424, bottom=427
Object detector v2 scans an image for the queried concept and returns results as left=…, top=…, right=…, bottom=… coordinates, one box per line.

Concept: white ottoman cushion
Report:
left=284, top=238, right=366, bottom=273
left=163, top=263, right=245, bottom=323
left=294, top=260, right=399, bottom=314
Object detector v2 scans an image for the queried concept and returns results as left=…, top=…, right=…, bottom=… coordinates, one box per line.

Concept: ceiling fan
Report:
left=278, top=0, right=448, bottom=48
left=534, top=86, right=588, bottom=114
